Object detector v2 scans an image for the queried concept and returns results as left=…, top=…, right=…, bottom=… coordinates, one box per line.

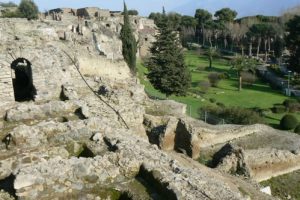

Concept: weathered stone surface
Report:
left=0, top=190, right=14, bottom=200
left=0, top=12, right=287, bottom=200
left=5, top=101, right=78, bottom=122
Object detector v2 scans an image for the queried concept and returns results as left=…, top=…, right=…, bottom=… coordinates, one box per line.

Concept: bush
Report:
left=283, top=99, right=298, bottom=107
left=272, top=105, right=286, bottom=114
left=280, top=114, right=298, bottom=130
left=18, top=0, right=39, bottom=20
left=294, top=124, right=300, bottom=134
left=208, top=73, right=221, bottom=87
left=199, top=106, right=262, bottom=125
left=0, top=1, right=17, bottom=7
left=209, top=98, right=216, bottom=103
left=219, top=72, right=230, bottom=79
left=216, top=102, right=225, bottom=107
left=198, top=81, right=210, bottom=93
left=283, top=99, right=300, bottom=112
left=241, top=71, right=256, bottom=85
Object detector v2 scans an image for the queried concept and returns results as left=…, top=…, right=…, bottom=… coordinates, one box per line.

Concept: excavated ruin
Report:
left=0, top=7, right=297, bottom=200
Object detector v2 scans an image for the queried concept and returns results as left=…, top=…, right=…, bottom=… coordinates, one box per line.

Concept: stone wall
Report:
left=0, top=65, right=14, bottom=103
left=77, top=7, right=110, bottom=19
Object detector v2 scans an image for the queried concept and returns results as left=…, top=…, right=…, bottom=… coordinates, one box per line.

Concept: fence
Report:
left=199, top=111, right=226, bottom=125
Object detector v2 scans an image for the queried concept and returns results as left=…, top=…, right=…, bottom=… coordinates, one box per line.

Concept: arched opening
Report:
left=11, top=58, right=36, bottom=102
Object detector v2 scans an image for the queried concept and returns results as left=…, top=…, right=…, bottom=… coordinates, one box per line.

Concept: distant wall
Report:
left=77, top=7, right=110, bottom=19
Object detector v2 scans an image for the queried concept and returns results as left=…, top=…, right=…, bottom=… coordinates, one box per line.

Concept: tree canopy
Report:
left=214, top=8, right=237, bottom=22
left=286, top=16, right=300, bottom=72
left=147, top=11, right=191, bottom=97
left=120, top=3, right=137, bottom=74
left=18, top=0, right=39, bottom=20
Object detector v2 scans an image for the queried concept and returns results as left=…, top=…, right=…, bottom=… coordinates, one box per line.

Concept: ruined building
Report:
left=0, top=6, right=296, bottom=200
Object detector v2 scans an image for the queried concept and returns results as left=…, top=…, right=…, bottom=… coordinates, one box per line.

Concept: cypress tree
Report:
left=120, top=2, right=137, bottom=74
left=147, top=9, right=191, bottom=97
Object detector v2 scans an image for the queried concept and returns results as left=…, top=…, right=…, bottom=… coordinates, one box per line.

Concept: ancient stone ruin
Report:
left=0, top=6, right=298, bottom=200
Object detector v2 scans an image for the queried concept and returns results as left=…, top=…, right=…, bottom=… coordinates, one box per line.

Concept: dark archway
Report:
left=11, top=58, right=37, bottom=102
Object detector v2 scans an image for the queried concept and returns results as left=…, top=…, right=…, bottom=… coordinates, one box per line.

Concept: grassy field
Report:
left=137, top=50, right=300, bottom=127
left=261, top=170, right=300, bottom=200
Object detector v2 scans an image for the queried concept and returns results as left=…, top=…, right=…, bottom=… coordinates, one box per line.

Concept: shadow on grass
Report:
left=204, top=66, right=236, bottom=76
left=191, top=81, right=200, bottom=87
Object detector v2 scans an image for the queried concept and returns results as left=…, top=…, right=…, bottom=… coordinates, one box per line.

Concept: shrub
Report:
left=198, top=106, right=262, bottom=125
left=216, top=102, right=225, bottom=107
left=208, top=72, right=221, bottom=87
left=272, top=105, right=286, bottom=114
left=283, top=99, right=298, bottom=107
left=241, top=71, right=256, bottom=85
left=280, top=114, right=298, bottom=130
left=294, top=124, right=300, bottom=134
left=198, top=81, right=210, bottom=93
left=209, top=98, right=216, bottom=103
left=283, top=99, right=300, bottom=112
left=219, top=72, right=230, bottom=79
left=18, top=0, right=39, bottom=20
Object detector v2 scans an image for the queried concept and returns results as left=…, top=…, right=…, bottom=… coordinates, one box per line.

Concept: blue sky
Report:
left=5, top=0, right=300, bottom=17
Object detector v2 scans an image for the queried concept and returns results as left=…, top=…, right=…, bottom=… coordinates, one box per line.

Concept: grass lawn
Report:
left=137, top=50, right=300, bottom=127
left=261, top=170, right=300, bottom=200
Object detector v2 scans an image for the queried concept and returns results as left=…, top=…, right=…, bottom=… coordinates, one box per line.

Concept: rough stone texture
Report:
left=5, top=101, right=79, bottom=122
left=0, top=190, right=14, bottom=200
left=214, top=144, right=300, bottom=181
left=0, top=11, right=288, bottom=200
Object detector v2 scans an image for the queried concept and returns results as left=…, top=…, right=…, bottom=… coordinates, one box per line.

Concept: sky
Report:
left=4, top=0, right=300, bottom=17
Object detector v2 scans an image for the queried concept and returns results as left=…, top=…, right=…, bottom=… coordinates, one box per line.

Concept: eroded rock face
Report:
left=0, top=15, right=282, bottom=200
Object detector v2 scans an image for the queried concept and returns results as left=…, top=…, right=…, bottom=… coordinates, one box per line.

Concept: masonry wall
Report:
left=0, top=65, right=14, bottom=102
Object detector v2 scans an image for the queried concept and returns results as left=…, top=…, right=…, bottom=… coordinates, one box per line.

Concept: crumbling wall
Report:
left=0, top=65, right=14, bottom=103
left=77, top=7, right=110, bottom=19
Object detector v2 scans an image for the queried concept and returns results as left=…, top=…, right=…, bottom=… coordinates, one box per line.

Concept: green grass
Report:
left=137, top=50, right=300, bottom=127
left=261, top=170, right=300, bottom=200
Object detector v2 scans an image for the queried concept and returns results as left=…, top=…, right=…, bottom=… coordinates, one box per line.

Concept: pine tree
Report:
left=147, top=9, right=191, bottom=97
left=120, top=2, right=137, bottom=74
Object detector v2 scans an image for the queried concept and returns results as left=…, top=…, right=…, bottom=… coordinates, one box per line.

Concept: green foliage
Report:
left=283, top=99, right=300, bottom=112
left=280, top=114, right=298, bottom=130
left=241, top=71, right=256, bottom=85
left=198, top=80, right=210, bottom=93
left=18, top=0, right=39, bottom=20
left=209, top=98, right=216, bottom=103
left=194, top=9, right=212, bottom=25
left=0, top=1, right=17, bottom=7
left=1, top=9, right=21, bottom=18
left=248, top=23, right=276, bottom=38
left=231, top=56, right=257, bottom=90
left=286, top=16, right=300, bottom=72
left=200, top=106, right=262, bottom=125
left=128, top=9, right=138, bottom=15
left=294, top=124, right=300, bottom=134
left=208, top=72, right=221, bottom=87
left=214, top=8, right=237, bottom=22
left=206, top=47, right=218, bottom=68
left=272, top=104, right=286, bottom=114
left=274, top=37, right=285, bottom=59
left=147, top=11, right=191, bottom=97
left=120, top=3, right=137, bottom=74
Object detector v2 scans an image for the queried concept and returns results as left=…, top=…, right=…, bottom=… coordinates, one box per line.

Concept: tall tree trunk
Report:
left=249, top=42, right=252, bottom=57
left=256, top=37, right=261, bottom=58
left=268, top=37, right=271, bottom=52
left=224, top=37, right=228, bottom=49
left=209, top=36, right=212, bottom=47
left=202, top=23, right=205, bottom=46
left=209, top=56, right=212, bottom=68
left=264, top=39, right=268, bottom=61
left=241, top=45, right=244, bottom=56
